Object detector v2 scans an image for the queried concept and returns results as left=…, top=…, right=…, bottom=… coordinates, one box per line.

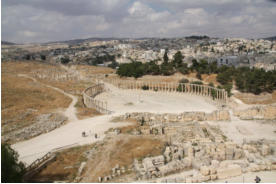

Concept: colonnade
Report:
left=32, top=71, right=81, bottom=81
left=104, top=79, right=228, bottom=102
left=83, top=84, right=111, bottom=114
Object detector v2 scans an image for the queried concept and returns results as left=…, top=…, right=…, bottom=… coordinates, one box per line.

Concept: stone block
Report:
left=210, top=166, right=217, bottom=174
left=142, top=158, right=155, bottom=172
left=261, top=145, right=270, bottom=156
left=211, top=160, right=220, bottom=168
left=175, top=177, right=185, bottom=183
left=248, top=163, right=259, bottom=172
left=210, top=174, right=217, bottom=180
left=200, top=166, right=210, bottom=176
left=271, top=165, right=276, bottom=170
left=185, top=177, right=192, bottom=183
left=217, top=164, right=242, bottom=179
left=234, top=149, right=243, bottom=159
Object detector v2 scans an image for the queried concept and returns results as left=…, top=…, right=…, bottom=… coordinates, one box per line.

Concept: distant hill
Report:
left=185, top=35, right=210, bottom=40
left=46, top=37, right=128, bottom=45
left=263, top=36, right=276, bottom=41
left=1, top=41, right=16, bottom=45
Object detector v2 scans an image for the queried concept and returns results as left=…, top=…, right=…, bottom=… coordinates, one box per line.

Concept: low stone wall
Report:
left=83, top=83, right=112, bottom=114
left=113, top=110, right=231, bottom=123
left=104, top=78, right=228, bottom=103
left=234, top=105, right=276, bottom=120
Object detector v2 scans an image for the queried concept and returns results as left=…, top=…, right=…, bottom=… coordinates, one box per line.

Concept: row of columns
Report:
left=83, top=84, right=111, bottom=114
left=105, top=78, right=227, bottom=102
left=33, top=72, right=79, bottom=81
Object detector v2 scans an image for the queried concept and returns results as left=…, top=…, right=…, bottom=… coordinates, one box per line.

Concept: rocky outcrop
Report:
left=2, top=113, right=67, bottom=143
left=234, top=105, right=276, bottom=120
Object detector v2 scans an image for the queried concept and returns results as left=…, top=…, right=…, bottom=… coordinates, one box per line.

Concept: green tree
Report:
left=60, top=56, right=70, bottom=64
left=179, top=78, right=189, bottom=83
left=1, top=143, right=26, bottom=183
left=160, top=63, right=174, bottom=76
left=40, top=54, right=46, bottom=60
left=163, top=50, right=169, bottom=64
left=223, top=83, right=233, bottom=97
left=172, top=51, right=184, bottom=68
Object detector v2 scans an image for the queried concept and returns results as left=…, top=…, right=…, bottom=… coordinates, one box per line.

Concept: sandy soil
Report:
left=213, top=171, right=276, bottom=183
left=207, top=110, right=276, bottom=144
left=12, top=114, right=130, bottom=166
left=96, top=83, right=218, bottom=114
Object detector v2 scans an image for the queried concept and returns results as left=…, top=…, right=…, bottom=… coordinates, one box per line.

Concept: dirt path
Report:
left=18, top=74, right=78, bottom=122
left=12, top=75, right=131, bottom=166
left=12, top=114, right=130, bottom=166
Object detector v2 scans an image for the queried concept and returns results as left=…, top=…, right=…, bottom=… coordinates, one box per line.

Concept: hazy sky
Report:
left=2, top=0, right=276, bottom=43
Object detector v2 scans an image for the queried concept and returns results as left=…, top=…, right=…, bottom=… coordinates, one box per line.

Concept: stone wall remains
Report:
left=113, top=110, right=231, bottom=123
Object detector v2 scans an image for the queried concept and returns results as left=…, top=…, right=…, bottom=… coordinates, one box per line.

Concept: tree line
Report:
left=116, top=51, right=276, bottom=95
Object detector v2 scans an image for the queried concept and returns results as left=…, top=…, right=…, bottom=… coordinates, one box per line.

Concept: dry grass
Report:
left=75, top=65, right=114, bottom=76
left=1, top=62, right=107, bottom=135
left=31, top=145, right=93, bottom=182
left=109, top=72, right=218, bottom=86
left=1, top=73, right=71, bottom=135
left=201, top=73, right=219, bottom=85
left=234, top=90, right=276, bottom=105
left=83, top=135, right=165, bottom=182
left=30, top=134, right=165, bottom=182
left=38, top=79, right=94, bottom=95
left=1, top=61, right=58, bottom=75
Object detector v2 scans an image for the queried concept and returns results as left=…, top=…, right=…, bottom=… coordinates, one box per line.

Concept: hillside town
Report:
left=2, top=37, right=276, bottom=71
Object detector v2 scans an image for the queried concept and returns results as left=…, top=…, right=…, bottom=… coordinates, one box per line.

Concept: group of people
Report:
left=82, top=131, right=98, bottom=139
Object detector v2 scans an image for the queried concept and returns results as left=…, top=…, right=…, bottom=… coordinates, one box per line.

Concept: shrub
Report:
left=208, top=82, right=214, bottom=87
left=191, top=81, right=203, bottom=85
left=178, top=65, right=189, bottom=74
left=179, top=78, right=189, bottom=83
left=141, top=85, right=149, bottom=90
left=60, top=56, right=70, bottom=64
left=196, top=72, right=202, bottom=80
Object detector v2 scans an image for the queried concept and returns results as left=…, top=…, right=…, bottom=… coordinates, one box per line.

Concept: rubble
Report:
left=2, top=113, right=67, bottom=143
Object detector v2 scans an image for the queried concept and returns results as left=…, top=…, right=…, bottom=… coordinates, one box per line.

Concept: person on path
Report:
left=255, top=176, right=261, bottom=183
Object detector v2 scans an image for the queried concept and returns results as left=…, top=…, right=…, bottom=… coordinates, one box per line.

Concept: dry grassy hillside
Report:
left=1, top=61, right=112, bottom=142
left=1, top=71, right=72, bottom=137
